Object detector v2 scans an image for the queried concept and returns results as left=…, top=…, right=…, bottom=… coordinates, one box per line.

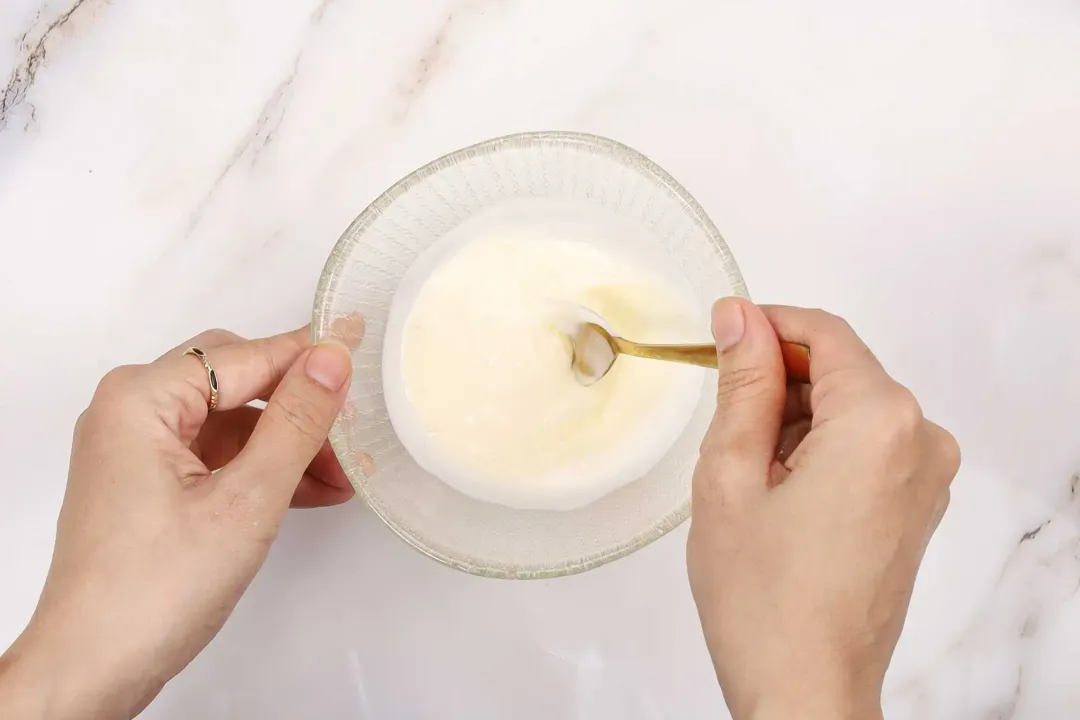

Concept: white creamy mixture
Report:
left=383, top=210, right=704, bottom=511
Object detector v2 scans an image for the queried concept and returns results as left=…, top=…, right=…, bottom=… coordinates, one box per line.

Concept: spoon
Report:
left=568, top=321, right=812, bottom=386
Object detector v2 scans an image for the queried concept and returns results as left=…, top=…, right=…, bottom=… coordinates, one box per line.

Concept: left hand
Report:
left=0, top=325, right=356, bottom=720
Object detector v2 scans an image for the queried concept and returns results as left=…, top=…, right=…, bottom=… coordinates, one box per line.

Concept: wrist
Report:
left=747, top=694, right=883, bottom=720
left=0, top=631, right=61, bottom=720
left=0, top=619, right=160, bottom=720
left=723, top=661, right=884, bottom=720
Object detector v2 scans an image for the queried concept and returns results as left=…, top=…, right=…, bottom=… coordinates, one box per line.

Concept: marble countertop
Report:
left=3, top=1, right=1080, bottom=717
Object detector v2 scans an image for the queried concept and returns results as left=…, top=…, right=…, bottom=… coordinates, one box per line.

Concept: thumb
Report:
left=697, top=298, right=786, bottom=505
left=226, top=341, right=353, bottom=507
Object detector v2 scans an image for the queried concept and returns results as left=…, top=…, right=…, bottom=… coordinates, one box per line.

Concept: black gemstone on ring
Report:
left=209, top=369, right=218, bottom=390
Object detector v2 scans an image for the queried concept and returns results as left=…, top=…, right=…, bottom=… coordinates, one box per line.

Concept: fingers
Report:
left=695, top=298, right=787, bottom=507
left=328, top=314, right=366, bottom=350
left=196, top=406, right=355, bottom=508
left=930, top=489, right=952, bottom=532
left=759, top=306, right=894, bottom=421
left=916, top=423, right=957, bottom=541
left=302, top=437, right=354, bottom=493
left=157, top=329, right=246, bottom=361
left=291, top=472, right=356, bottom=509
left=194, top=405, right=262, bottom=470
left=782, top=382, right=812, bottom=422
left=223, top=342, right=353, bottom=510
left=776, top=419, right=812, bottom=468
left=923, top=420, right=962, bottom=486
left=154, top=327, right=311, bottom=417
left=759, top=306, right=882, bottom=382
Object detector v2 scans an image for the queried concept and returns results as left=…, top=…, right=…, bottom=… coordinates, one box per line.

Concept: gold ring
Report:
left=183, top=347, right=219, bottom=412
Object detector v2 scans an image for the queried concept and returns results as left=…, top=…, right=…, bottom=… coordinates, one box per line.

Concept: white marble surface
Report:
left=2, top=0, right=1080, bottom=717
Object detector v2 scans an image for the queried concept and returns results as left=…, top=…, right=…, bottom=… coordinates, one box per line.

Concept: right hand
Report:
left=687, top=300, right=960, bottom=720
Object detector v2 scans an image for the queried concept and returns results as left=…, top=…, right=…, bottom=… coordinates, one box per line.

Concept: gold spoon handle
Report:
left=613, top=339, right=812, bottom=383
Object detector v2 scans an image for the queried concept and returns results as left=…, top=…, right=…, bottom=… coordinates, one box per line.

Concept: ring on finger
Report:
left=183, top=347, right=220, bottom=412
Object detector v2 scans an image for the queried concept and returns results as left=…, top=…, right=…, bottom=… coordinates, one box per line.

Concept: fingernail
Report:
left=305, top=342, right=352, bottom=391
left=712, top=299, right=746, bottom=351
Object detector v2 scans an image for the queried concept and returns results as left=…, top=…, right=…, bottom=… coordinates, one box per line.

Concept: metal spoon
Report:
left=568, top=321, right=812, bottom=386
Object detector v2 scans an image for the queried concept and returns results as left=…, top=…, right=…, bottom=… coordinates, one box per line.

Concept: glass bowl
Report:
left=312, top=131, right=747, bottom=578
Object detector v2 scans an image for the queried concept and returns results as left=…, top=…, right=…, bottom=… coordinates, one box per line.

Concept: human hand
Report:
left=0, top=326, right=356, bottom=720
left=687, top=300, right=960, bottom=720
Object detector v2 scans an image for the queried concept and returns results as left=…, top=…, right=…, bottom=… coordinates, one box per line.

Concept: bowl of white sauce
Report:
left=313, top=131, right=746, bottom=578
